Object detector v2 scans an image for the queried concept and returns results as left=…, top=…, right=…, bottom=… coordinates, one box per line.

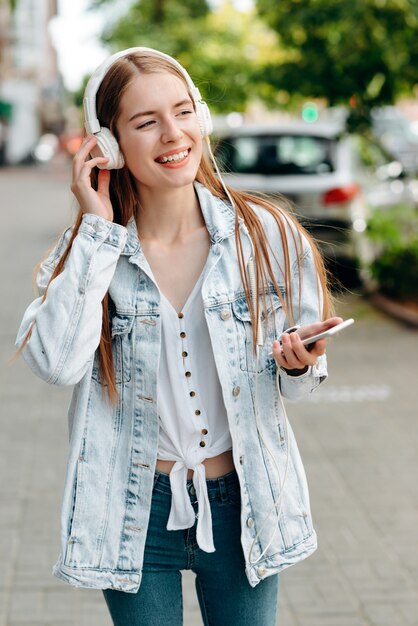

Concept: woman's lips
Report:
left=155, top=148, right=191, bottom=167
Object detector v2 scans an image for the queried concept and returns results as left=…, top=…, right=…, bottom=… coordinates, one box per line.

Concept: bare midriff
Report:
left=156, top=449, right=235, bottom=480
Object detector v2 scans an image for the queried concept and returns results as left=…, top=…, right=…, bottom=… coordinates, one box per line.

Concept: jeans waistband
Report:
left=153, top=468, right=239, bottom=502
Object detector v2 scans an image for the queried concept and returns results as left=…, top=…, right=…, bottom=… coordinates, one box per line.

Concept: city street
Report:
left=1, top=161, right=417, bottom=626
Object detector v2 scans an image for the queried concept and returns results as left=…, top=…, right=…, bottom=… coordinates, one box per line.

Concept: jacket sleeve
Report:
left=15, top=213, right=128, bottom=386
left=278, top=241, right=328, bottom=402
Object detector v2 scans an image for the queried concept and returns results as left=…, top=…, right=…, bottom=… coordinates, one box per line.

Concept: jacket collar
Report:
left=194, top=181, right=239, bottom=243
left=120, top=182, right=241, bottom=256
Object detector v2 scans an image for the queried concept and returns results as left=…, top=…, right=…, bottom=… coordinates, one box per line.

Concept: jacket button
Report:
left=257, top=566, right=266, bottom=578
left=93, top=222, right=103, bottom=233
left=220, top=309, right=231, bottom=320
left=232, top=386, right=240, bottom=397
left=199, top=441, right=206, bottom=447
left=246, top=517, right=254, bottom=528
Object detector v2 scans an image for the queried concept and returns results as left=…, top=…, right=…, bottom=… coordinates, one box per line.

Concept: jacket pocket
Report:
left=231, top=291, right=285, bottom=373
left=64, top=448, right=85, bottom=564
left=66, top=462, right=80, bottom=540
left=92, top=313, right=134, bottom=385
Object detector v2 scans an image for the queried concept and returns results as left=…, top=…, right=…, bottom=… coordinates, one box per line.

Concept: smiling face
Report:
left=116, top=71, right=203, bottom=196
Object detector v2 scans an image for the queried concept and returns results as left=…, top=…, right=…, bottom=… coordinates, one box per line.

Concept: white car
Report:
left=215, top=121, right=418, bottom=282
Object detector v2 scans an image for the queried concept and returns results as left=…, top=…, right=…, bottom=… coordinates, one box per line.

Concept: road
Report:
left=1, top=160, right=417, bottom=626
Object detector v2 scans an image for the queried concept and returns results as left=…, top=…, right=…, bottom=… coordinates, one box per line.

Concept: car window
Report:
left=215, top=134, right=335, bottom=175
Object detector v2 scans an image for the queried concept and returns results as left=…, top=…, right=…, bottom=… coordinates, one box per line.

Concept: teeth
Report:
left=159, top=150, right=189, bottom=163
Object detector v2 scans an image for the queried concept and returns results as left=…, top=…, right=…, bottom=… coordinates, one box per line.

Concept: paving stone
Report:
left=7, top=590, right=44, bottom=623
left=8, top=623, right=74, bottom=626
left=294, top=618, right=368, bottom=626
left=399, top=602, right=418, bottom=626
left=363, top=602, right=410, bottom=626
left=0, top=591, right=8, bottom=626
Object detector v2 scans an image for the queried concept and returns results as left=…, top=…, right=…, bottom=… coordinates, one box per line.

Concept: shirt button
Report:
left=178, top=312, right=184, bottom=319
left=257, top=566, right=266, bottom=578
left=180, top=331, right=186, bottom=338
left=232, top=386, right=240, bottom=397
left=195, top=410, right=201, bottom=416
left=199, top=441, right=206, bottom=447
left=201, top=428, right=208, bottom=435
left=220, top=309, right=231, bottom=320
left=185, top=371, right=191, bottom=378
left=182, top=351, right=188, bottom=358
left=246, top=517, right=254, bottom=528
left=190, top=391, right=196, bottom=397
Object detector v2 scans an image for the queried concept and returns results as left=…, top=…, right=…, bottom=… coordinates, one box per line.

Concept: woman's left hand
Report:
left=272, top=316, right=343, bottom=374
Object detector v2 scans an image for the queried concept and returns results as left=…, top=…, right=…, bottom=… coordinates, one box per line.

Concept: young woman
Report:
left=16, top=48, right=341, bottom=625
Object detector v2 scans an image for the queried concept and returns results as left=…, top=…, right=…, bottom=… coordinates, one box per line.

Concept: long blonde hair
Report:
left=18, top=51, right=331, bottom=402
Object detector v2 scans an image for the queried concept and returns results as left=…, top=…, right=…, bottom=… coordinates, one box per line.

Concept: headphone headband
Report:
left=83, top=47, right=204, bottom=134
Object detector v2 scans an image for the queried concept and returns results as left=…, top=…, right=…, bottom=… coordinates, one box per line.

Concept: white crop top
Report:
left=156, top=270, right=232, bottom=553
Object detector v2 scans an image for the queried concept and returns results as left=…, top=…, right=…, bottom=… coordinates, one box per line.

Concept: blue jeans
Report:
left=103, top=470, right=279, bottom=625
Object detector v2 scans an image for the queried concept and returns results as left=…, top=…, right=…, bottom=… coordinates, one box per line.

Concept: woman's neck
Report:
left=135, top=184, right=204, bottom=244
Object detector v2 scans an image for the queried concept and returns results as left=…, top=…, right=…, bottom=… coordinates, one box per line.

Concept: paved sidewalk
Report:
left=1, top=162, right=418, bottom=625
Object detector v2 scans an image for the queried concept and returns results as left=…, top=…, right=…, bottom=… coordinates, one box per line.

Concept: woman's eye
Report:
left=178, top=110, right=194, bottom=116
left=136, top=120, right=155, bottom=129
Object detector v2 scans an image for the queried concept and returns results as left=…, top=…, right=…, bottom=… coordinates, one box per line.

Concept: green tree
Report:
left=256, top=0, right=418, bottom=128
left=89, top=0, right=281, bottom=113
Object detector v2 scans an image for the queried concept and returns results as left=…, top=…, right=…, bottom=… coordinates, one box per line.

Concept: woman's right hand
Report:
left=71, top=135, right=114, bottom=222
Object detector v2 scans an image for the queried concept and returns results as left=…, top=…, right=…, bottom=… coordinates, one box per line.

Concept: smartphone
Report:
left=297, top=318, right=355, bottom=347
left=269, top=318, right=355, bottom=356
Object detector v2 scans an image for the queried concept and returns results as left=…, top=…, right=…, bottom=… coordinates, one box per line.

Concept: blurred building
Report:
left=0, top=0, right=64, bottom=165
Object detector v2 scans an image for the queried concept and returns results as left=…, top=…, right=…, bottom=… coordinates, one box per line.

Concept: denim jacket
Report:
left=16, top=182, right=328, bottom=591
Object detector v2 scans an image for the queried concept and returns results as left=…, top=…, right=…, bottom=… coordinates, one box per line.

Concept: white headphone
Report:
left=83, top=47, right=214, bottom=170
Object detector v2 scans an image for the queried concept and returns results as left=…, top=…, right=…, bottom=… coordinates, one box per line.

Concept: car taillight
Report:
left=322, top=184, right=360, bottom=205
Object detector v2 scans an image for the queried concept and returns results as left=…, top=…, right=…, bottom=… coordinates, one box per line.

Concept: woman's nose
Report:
left=161, top=117, right=183, bottom=142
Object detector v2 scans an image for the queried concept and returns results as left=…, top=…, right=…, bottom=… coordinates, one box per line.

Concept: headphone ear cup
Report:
left=90, top=127, right=125, bottom=170
left=196, top=101, right=213, bottom=138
